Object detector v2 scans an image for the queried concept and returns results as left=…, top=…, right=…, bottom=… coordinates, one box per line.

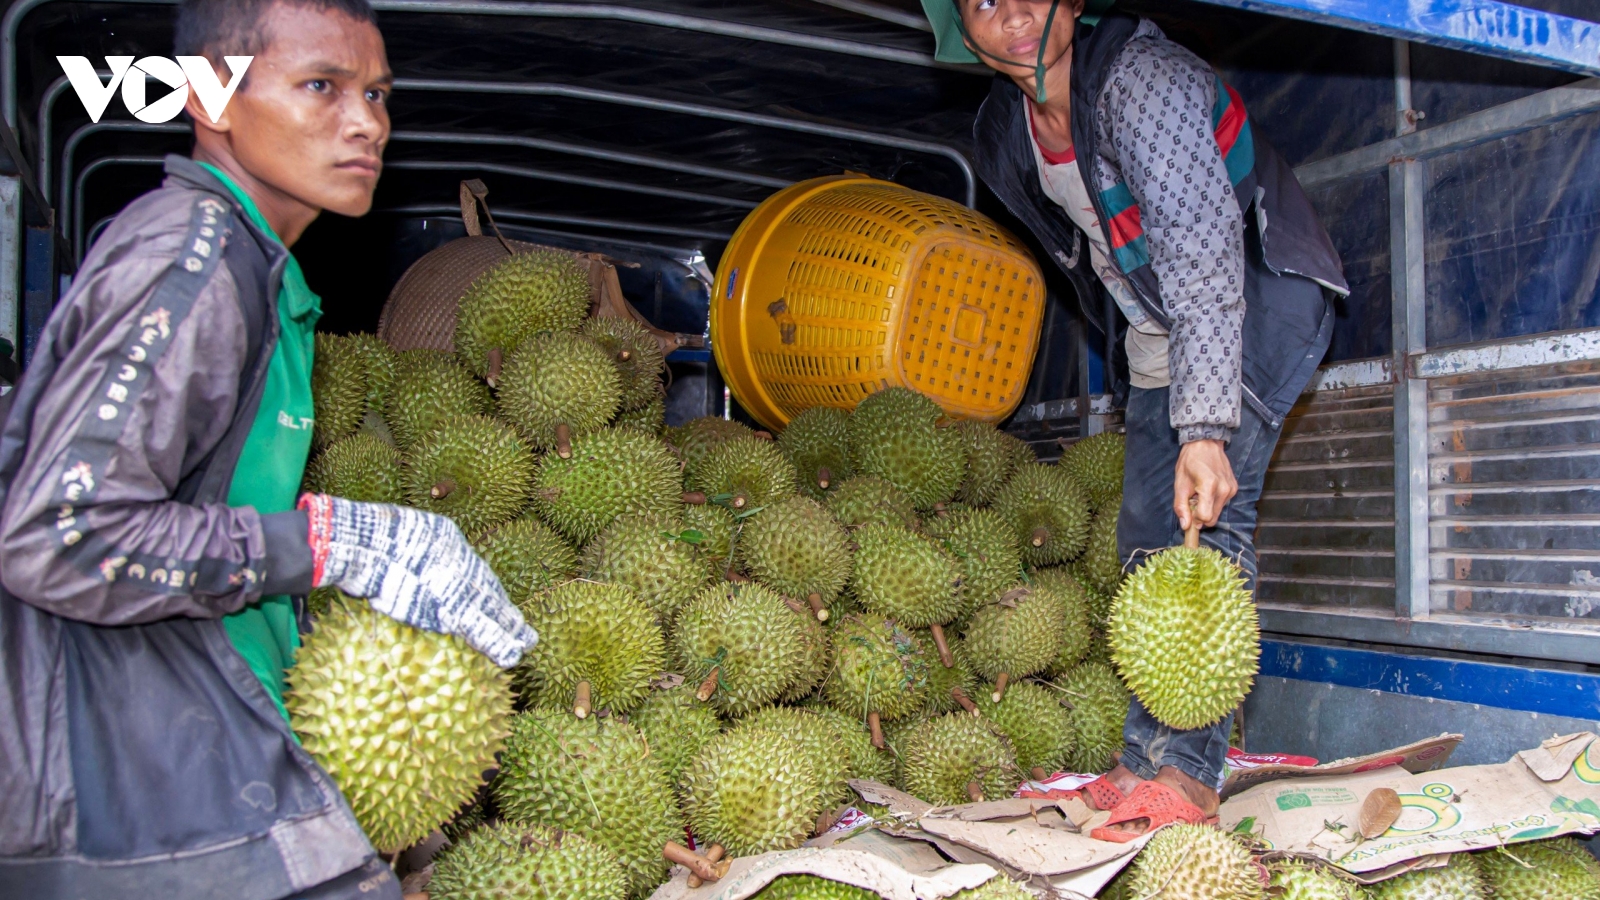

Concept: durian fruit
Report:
left=962, top=584, right=1067, bottom=696
left=822, top=613, right=931, bottom=741
left=779, top=406, right=854, bottom=500
left=346, top=333, right=396, bottom=417
left=580, top=513, right=711, bottom=622
left=428, top=822, right=627, bottom=900
left=454, top=248, right=591, bottom=383
left=955, top=421, right=1025, bottom=507
left=975, top=679, right=1074, bottom=777
left=580, top=316, right=666, bottom=411
left=404, top=414, right=535, bottom=535
left=882, top=713, right=930, bottom=757
left=923, top=508, right=1024, bottom=619
left=778, top=610, right=832, bottom=703
left=1079, top=505, right=1125, bottom=596
left=286, top=596, right=511, bottom=853
left=513, top=580, right=665, bottom=717
left=847, top=387, right=964, bottom=510
left=1109, top=543, right=1259, bottom=730
left=671, top=581, right=812, bottom=716
left=1477, top=837, right=1600, bottom=900
left=950, top=877, right=1036, bottom=900
left=1368, top=853, right=1487, bottom=900
left=383, top=349, right=495, bottom=450
left=303, top=431, right=403, bottom=503
left=896, top=712, right=1021, bottom=806
left=439, top=796, right=487, bottom=844
left=737, top=495, right=853, bottom=613
left=919, top=638, right=978, bottom=715
left=532, top=427, right=682, bottom=545
left=496, top=331, right=622, bottom=453
left=683, top=501, right=736, bottom=566
left=612, top=392, right=665, bottom=435
left=1058, top=432, right=1125, bottom=513
left=993, top=463, right=1091, bottom=567
left=665, top=416, right=752, bottom=477
left=305, top=585, right=338, bottom=618
left=753, top=875, right=876, bottom=900
left=681, top=725, right=821, bottom=856
left=494, top=709, right=682, bottom=898
left=471, top=515, right=577, bottom=605
left=1055, top=662, right=1128, bottom=773
left=737, top=706, right=851, bottom=809
left=1267, top=860, right=1367, bottom=900
left=311, top=332, right=370, bottom=450
left=1043, top=577, right=1094, bottom=676
left=685, top=434, right=795, bottom=511
left=1124, top=824, right=1264, bottom=900
left=850, top=523, right=964, bottom=634
left=825, top=475, right=919, bottom=530
left=806, top=704, right=897, bottom=785
left=628, top=679, right=721, bottom=790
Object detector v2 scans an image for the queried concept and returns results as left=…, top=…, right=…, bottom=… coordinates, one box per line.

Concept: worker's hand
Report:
left=298, top=494, right=537, bottom=668
left=1174, top=439, right=1236, bottom=531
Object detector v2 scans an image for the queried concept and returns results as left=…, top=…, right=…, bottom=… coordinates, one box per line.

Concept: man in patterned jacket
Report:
left=922, top=0, right=1349, bottom=835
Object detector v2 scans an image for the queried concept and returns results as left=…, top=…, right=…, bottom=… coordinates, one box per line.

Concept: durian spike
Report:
left=573, top=680, right=592, bottom=719
left=807, top=592, right=829, bottom=622
left=951, top=685, right=978, bottom=715
left=1184, top=497, right=1201, bottom=549
left=782, top=596, right=808, bottom=616
left=681, top=491, right=708, bottom=505
left=1030, top=526, right=1049, bottom=548
left=485, top=347, right=504, bottom=388
left=554, top=422, right=573, bottom=459
left=966, top=781, right=984, bottom=803
left=696, top=666, right=720, bottom=702
left=685, top=843, right=725, bottom=888
left=663, top=842, right=728, bottom=884
left=1030, top=766, right=1048, bottom=781
left=929, top=623, right=955, bottom=668
left=868, top=710, right=885, bottom=749
left=430, top=478, right=456, bottom=500
left=817, top=467, right=832, bottom=490
left=992, top=672, right=1010, bottom=703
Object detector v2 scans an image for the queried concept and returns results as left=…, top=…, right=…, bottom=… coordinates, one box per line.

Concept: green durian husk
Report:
left=580, top=316, right=666, bottom=411
left=496, top=331, right=622, bottom=451
left=671, top=581, right=813, bottom=716
left=303, top=431, right=403, bottom=503
left=1369, top=852, right=1488, bottom=900
left=429, top=822, right=627, bottom=900
left=955, top=421, right=1024, bottom=507
left=961, top=583, right=1068, bottom=683
left=682, top=501, right=736, bottom=565
left=736, top=705, right=852, bottom=810
left=1477, top=837, right=1600, bottom=900
left=581, top=512, right=712, bottom=622
left=918, top=636, right=978, bottom=716
left=531, top=427, right=682, bottom=545
left=1057, top=431, right=1124, bottom=514
left=383, top=349, right=494, bottom=450
left=737, top=494, right=853, bottom=606
left=778, top=610, right=832, bottom=704
left=1109, top=545, right=1259, bottom=730
left=345, top=333, right=395, bottom=416
left=825, top=475, right=919, bottom=530
left=846, top=388, right=963, bottom=510
left=804, top=703, right=898, bottom=785
left=310, top=332, right=370, bottom=450
left=682, top=726, right=821, bottom=856
left=993, top=463, right=1090, bottom=567
left=895, top=712, right=1021, bottom=806
left=665, top=416, right=753, bottom=479
left=403, top=414, right=534, bottom=535
left=471, top=515, right=577, bottom=605
left=1054, top=662, right=1128, bottom=774
left=1125, top=824, right=1264, bottom=900
left=287, top=596, right=511, bottom=853
left=513, top=580, right=664, bottom=715
left=1268, top=860, right=1368, bottom=900
left=685, top=434, right=795, bottom=512
left=752, top=875, right=877, bottom=900
left=1079, top=503, right=1125, bottom=596
left=822, top=613, right=931, bottom=723
left=975, top=679, right=1075, bottom=776
left=924, top=507, right=1025, bottom=619
left=453, top=248, right=590, bottom=380
left=493, top=710, right=682, bottom=898
left=951, top=877, right=1037, bottom=899
left=779, top=406, right=855, bottom=501
left=627, top=679, right=721, bottom=791
left=850, top=523, right=963, bottom=627
left=612, top=392, right=666, bottom=435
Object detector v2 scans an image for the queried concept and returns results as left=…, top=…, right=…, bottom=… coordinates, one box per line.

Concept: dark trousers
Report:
left=1115, top=384, right=1282, bottom=790
left=289, top=858, right=402, bottom=900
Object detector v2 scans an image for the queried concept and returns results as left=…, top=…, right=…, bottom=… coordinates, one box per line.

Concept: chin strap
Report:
left=953, top=0, right=1064, bottom=103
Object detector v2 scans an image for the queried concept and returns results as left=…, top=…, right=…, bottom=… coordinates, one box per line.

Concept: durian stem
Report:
left=554, top=422, right=573, bottom=460
left=992, top=672, right=1010, bottom=703
left=817, top=466, right=832, bottom=490
left=430, top=478, right=456, bottom=500
left=754, top=430, right=773, bottom=440
left=696, top=666, right=720, bottom=702
left=726, top=571, right=750, bottom=584
left=929, top=623, right=954, bottom=668
left=681, top=491, right=707, bottom=505
left=951, top=685, right=978, bottom=715
left=1184, top=497, right=1201, bottom=549
left=664, top=842, right=728, bottom=884
left=1030, top=766, right=1048, bottom=782
left=685, top=843, right=725, bottom=888
left=1030, top=526, right=1049, bottom=548
left=617, top=348, right=633, bottom=362
left=573, top=680, right=592, bottom=719
left=807, top=592, right=829, bottom=622
left=868, top=710, right=885, bottom=749
left=782, top=596, right=808, bottom=616
left=485, top=347, right=504, bottom=388
left=730, top=492, right=749, bottom=510
left=966, top=781, right=984, bottom=803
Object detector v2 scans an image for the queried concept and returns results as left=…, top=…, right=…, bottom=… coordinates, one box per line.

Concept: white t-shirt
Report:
left=1025, top=106, right=1170, bottom=389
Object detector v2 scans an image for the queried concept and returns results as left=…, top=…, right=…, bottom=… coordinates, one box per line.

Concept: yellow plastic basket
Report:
left=711, top=175, right=1047, bottom=430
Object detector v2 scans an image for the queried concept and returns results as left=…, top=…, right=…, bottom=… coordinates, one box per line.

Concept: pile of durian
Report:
left=290, top=249, right=1600, bottom=900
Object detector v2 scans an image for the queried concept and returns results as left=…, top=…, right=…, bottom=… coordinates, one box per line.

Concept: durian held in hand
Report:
left=1107, top=500, right=1260, bottom=731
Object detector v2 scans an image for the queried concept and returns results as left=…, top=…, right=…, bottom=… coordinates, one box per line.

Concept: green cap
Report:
left=921, top=0, right=1118, bottom=65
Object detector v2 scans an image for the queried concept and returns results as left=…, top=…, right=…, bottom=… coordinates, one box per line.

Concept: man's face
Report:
left=200, top=4, right=392, bottom=218
left=960, top=0, right=1080, bottom=76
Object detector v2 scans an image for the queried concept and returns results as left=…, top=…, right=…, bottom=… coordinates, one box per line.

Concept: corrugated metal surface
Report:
left=1256, top=382, right=1397, bottom=612
left=1428, top=359, right=1600, bottom=622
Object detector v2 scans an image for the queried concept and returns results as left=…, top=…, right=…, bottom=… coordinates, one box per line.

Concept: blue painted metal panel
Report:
left=1259, top=638, right=1600, bottom=720
left=1186, top=1, right=1600, bottom=76
left=668, top=348, right=713, bottom=363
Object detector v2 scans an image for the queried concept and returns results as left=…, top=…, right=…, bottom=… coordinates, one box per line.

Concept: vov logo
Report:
left=57, top=56, right=252, bottom=124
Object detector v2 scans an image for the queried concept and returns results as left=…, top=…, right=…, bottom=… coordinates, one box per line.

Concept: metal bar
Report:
left=72, top=155, right=165, bottom=258
left=378, top=204, right=732, bottom=240
left=804, top=0, right=932, bottom=31
left=389, top=131, right=788, bottom=190
left=383, top=160, right=758, bottom=210
left=1259, top=604, right=1600, bottom=666
left=1412, top=326, right=1600, bottom=378
left=1390, top=40, right=1430, bottom=623
left=0, top=175, right=18, bottom=365
left=392, top=77, right=978, bottom=206
left=1183, top=0, right=1600, bottom=77
left=3, top=0, right=975, bottom=128
left=1008, top=394, right=1114, bottom=424
left=1296, top=77, right=1600, bottom=188
left=35, top=71, right=70, bottom=196
left=1302, top=356, right=1394, bottom=392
